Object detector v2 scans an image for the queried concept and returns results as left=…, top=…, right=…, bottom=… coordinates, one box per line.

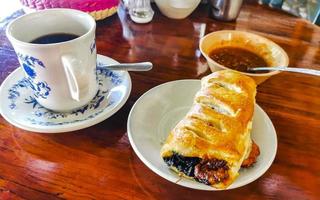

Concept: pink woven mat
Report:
left=20, top=0, right=119, bottom=12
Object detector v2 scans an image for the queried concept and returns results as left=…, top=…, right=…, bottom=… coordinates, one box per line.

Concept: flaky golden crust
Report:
left=160, top=70, right=257, bottom=189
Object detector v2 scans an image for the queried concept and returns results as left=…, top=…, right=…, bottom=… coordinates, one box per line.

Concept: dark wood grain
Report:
left=0, top=1, right=320, bottom=200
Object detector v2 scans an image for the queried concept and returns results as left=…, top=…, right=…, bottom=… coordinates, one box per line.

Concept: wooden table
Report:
left=0, top=1, right=319, bottom=200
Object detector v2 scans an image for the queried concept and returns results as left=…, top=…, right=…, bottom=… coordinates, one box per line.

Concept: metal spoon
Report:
left=103, top=62, right=153, bottom=71
left=248, top=67, right=320, bottom=76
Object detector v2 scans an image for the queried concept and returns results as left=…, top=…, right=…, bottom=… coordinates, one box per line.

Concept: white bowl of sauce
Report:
left=155, top=0, right=201, bottom=19
left=200, top=30, right=289, bottom=84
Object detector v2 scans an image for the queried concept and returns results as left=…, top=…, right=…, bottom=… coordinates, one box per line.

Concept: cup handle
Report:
left=61, top=55, right=81, bottom=102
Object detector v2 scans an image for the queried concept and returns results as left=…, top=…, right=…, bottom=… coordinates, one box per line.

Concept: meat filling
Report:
left=241, top=141, right=260, bottom=168
left=194, top=159, right=229, bottom=185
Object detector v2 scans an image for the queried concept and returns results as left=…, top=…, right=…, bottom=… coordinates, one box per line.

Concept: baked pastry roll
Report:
left=160, top=70, right=259, bottom=189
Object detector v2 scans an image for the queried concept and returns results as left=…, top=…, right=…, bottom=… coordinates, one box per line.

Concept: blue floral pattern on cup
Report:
left=17, top=53, right=51, bottom=99
left=22, top=63, right=36, bottom=78
left=26, top=80, right=51, bottom=99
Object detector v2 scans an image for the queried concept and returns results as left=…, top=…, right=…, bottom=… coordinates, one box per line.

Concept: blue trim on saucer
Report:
left=7, top=62, right=123, bottom=126
left=26, top=100, right=115, bottom=126
left=8, top=78, right=29, bottom=109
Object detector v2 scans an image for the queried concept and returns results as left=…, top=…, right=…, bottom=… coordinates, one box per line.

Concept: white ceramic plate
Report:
left=127, top=80, right=277, bottom=190
left=0, top=54, right=131, bottom=133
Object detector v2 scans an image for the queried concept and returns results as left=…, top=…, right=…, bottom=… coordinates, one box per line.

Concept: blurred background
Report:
left=0, top=0, right=319, bottom=25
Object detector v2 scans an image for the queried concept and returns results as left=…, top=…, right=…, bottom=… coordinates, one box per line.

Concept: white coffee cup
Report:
left=6, top=9, right=97, bottom=112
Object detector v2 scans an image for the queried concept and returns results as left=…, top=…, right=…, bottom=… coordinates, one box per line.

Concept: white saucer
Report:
left=0, top=54, right=131, bottom=133
left=127, top=80, right=277, bottom=190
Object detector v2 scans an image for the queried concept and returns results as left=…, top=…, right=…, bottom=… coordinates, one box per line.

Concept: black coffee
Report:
left=31, top=33, right=79, bottom=44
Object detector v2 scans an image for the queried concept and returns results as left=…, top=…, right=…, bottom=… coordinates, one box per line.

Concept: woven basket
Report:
left=20, top=0, right=119, bottom=20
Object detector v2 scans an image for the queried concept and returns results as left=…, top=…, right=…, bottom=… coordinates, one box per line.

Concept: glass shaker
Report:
left=128, top=0, right=154, bottom=23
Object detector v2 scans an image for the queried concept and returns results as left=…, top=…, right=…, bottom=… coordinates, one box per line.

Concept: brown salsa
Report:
left=209, top=47, right=270, bottom=73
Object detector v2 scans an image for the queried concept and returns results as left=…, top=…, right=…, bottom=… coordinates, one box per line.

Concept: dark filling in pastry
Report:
left=163, top=153, right=201, bottom=177
left=163, top=142, right=260, bottom=186
left=163, top=153, right=229, bottom=185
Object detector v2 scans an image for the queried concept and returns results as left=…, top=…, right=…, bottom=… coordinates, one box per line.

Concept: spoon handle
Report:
left=249, top=67, right=320, bottom=76
left=104, top=62, right=153, bottom=71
